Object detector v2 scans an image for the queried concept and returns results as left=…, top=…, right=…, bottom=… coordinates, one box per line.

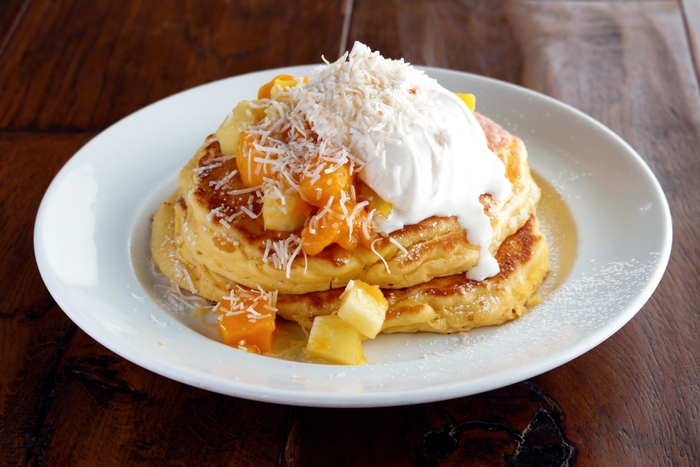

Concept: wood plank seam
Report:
left=21, top=323, right=78, bottom=466
left=338, top=0, right=355, bottom=59
left=0, top=0, right=32, bottom=60
left=276, top=406, right=296, bottom=467
left=680, top=0, right=700, bottom=85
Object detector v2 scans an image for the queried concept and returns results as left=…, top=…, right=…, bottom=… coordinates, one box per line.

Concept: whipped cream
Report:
left=363, top=88, right=512, bottom=280
left=298, top=43, right=512, bottom=280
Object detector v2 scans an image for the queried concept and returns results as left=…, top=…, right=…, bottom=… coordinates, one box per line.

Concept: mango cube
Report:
left=257, top=74, right=295, bottom=99
left=306, top=315, right=364, bottom=365
left=269, top=76, right=306, bottom=98
left=337, top=280, right=388, bottom=339
left=217, top=289, right=277, bottom=354
left=455, top=93, right=476, bottom=113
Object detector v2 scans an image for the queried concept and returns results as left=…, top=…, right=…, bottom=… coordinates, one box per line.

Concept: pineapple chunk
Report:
left=381, top=302, right=438, bottom=333
left=215, top=100, right=265, bottom=155
left=262, top=187, right=312, bottom=232
left=337, top=280, right=388, bottom=339
left=306, top=315, right=365, bottom=365
left=455, top=93, right=476, bottom=113
left=356, top=181, right=392, bottom=219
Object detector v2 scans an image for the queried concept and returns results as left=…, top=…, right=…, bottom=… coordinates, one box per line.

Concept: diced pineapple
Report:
left=380, top=302, right=438, bottom=333
left=262, top=187, right=312, bottom=232
left=337, top=280, right=388, bottom=339
left=455, top=93, right=476, bottom=113
left=356, top=180, right=392, bottom=219
left=306, top=315, right=365, bottom=365
left=215, top=100, right=265, bottom=155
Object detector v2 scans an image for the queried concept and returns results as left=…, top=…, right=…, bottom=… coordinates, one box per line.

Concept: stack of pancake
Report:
left=151, top=112, right=550, bottom=335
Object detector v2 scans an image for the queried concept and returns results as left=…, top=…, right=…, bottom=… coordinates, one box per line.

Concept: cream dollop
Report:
left=358, top=81, right=512, bottom=280
left=302, top=42, right=512, bottom=280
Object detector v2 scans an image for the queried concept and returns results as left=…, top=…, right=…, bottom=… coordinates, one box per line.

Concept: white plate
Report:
left=34, top=66, right=672, bottom=407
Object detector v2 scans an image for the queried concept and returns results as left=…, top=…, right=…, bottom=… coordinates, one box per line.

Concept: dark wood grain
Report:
left=0, top=0, right=347, bottom=132
left=681, top=0, right=700, bottom=78
left=1, top=0, right=699, bottom=466
left=349, top=0, right=524, bottom=83
left=505, top=5, right=700, bottom=462
left=0, top=133, right=91, bottom=464
left=35, top=329, right=289, bottom=466
left=281, top=383, right=576, bottom=466
left=0, top=0, right=27, bottom=56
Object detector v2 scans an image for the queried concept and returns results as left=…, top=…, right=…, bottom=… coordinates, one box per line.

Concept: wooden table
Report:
left=2, top=1, right=698, bottom=465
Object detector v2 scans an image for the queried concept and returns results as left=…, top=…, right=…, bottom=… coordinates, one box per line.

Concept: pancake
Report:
left=152, top=194, right=548, bottom=333
left=163, top=113, right=540, bottom=295
left=275, top=214, right=549, bottom=333
left=150, top=43, right=551, bottom=358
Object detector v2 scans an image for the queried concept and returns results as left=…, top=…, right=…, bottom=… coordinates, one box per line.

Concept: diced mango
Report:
left=337, top=280, right=388, bottom=339
left=236, top=130, right=272, bottom=187
left=299, top=160, right=371, bottom=254
left=262, top=187, right=312, bottom=232
left=306, top=315, right=365, bottom=365
left=334, top=206, right=368, bottom=252
left=215, top=100, right=265, bottom=155
left=258, top=74, right=296, bottom=99
left=299, top=162, right=352, bottom=208
left=300, top=200, right=367, bottom=255
left=217, top=292, right=277, bottom=354
left=300, top=213, right=342, bottom=256
left=258, top=74, right=308, bottom=100
left=455, top=93, right=476, bottom=113
left=269, top=76, right=308, bottom=98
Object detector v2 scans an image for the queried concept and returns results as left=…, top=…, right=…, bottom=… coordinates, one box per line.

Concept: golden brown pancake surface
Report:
left=152, top=194, right=549, bottom=334
left=163, top=113, right=541, bottom=295
left=275, top=215, right=550, bottom=333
